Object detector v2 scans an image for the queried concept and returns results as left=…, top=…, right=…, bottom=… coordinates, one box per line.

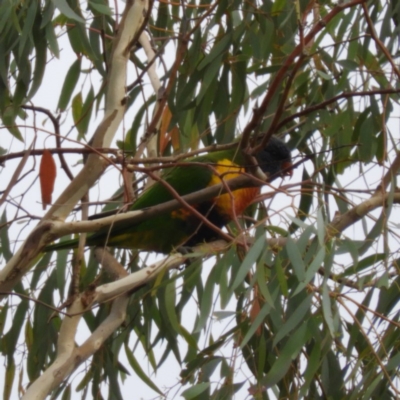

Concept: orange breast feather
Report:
left=209, top=159, right=260, bottom=219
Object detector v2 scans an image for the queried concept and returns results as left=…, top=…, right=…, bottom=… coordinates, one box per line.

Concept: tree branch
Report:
left=47, top=173, right=284, bottom=240
left=327, top=191, right=400, bottom=237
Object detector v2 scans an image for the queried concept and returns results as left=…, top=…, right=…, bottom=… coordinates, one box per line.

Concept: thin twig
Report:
left=276, top=88, right=400, bottom=131
left=22, top=105, right=74, bottom=180
left=362, top=3, right=400, bottom=80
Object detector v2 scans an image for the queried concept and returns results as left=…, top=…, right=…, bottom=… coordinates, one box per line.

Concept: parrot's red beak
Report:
left=282, top=161, right=293, bottom=177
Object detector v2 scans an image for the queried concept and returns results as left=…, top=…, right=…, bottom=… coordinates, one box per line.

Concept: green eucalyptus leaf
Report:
left=52, top=0, right=85, bottom=23
left=57, top=58, right=81, bottom=111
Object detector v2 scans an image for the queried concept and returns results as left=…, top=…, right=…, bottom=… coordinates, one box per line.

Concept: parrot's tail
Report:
left=45, top=238, right=79, bottom=252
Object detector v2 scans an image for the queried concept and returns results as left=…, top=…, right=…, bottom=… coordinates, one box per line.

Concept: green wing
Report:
left=88, top=161, right=215, bottom=252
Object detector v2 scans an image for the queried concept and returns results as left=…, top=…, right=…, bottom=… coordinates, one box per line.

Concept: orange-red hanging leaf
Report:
left=39, top=149, right=57, bottom=210
left=159, top=106, right=181, bottom=154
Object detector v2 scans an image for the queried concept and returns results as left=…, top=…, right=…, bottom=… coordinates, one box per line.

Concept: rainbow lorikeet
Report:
left=47, top=136, right=292, bottom=254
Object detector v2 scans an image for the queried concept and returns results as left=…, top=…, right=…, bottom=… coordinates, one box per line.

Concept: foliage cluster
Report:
left=1, top=0, right=400, bottom=399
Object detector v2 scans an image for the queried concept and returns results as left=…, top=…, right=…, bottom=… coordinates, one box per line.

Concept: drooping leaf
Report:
left=124, top=343, right=163, bottom=396
left=57, top=58, right=81, bottom=111
left=39, top=149, right=57, bottom=209
left=182, top=382, right=210, bottom=399
left=52, top=0, right=85, bottom=23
